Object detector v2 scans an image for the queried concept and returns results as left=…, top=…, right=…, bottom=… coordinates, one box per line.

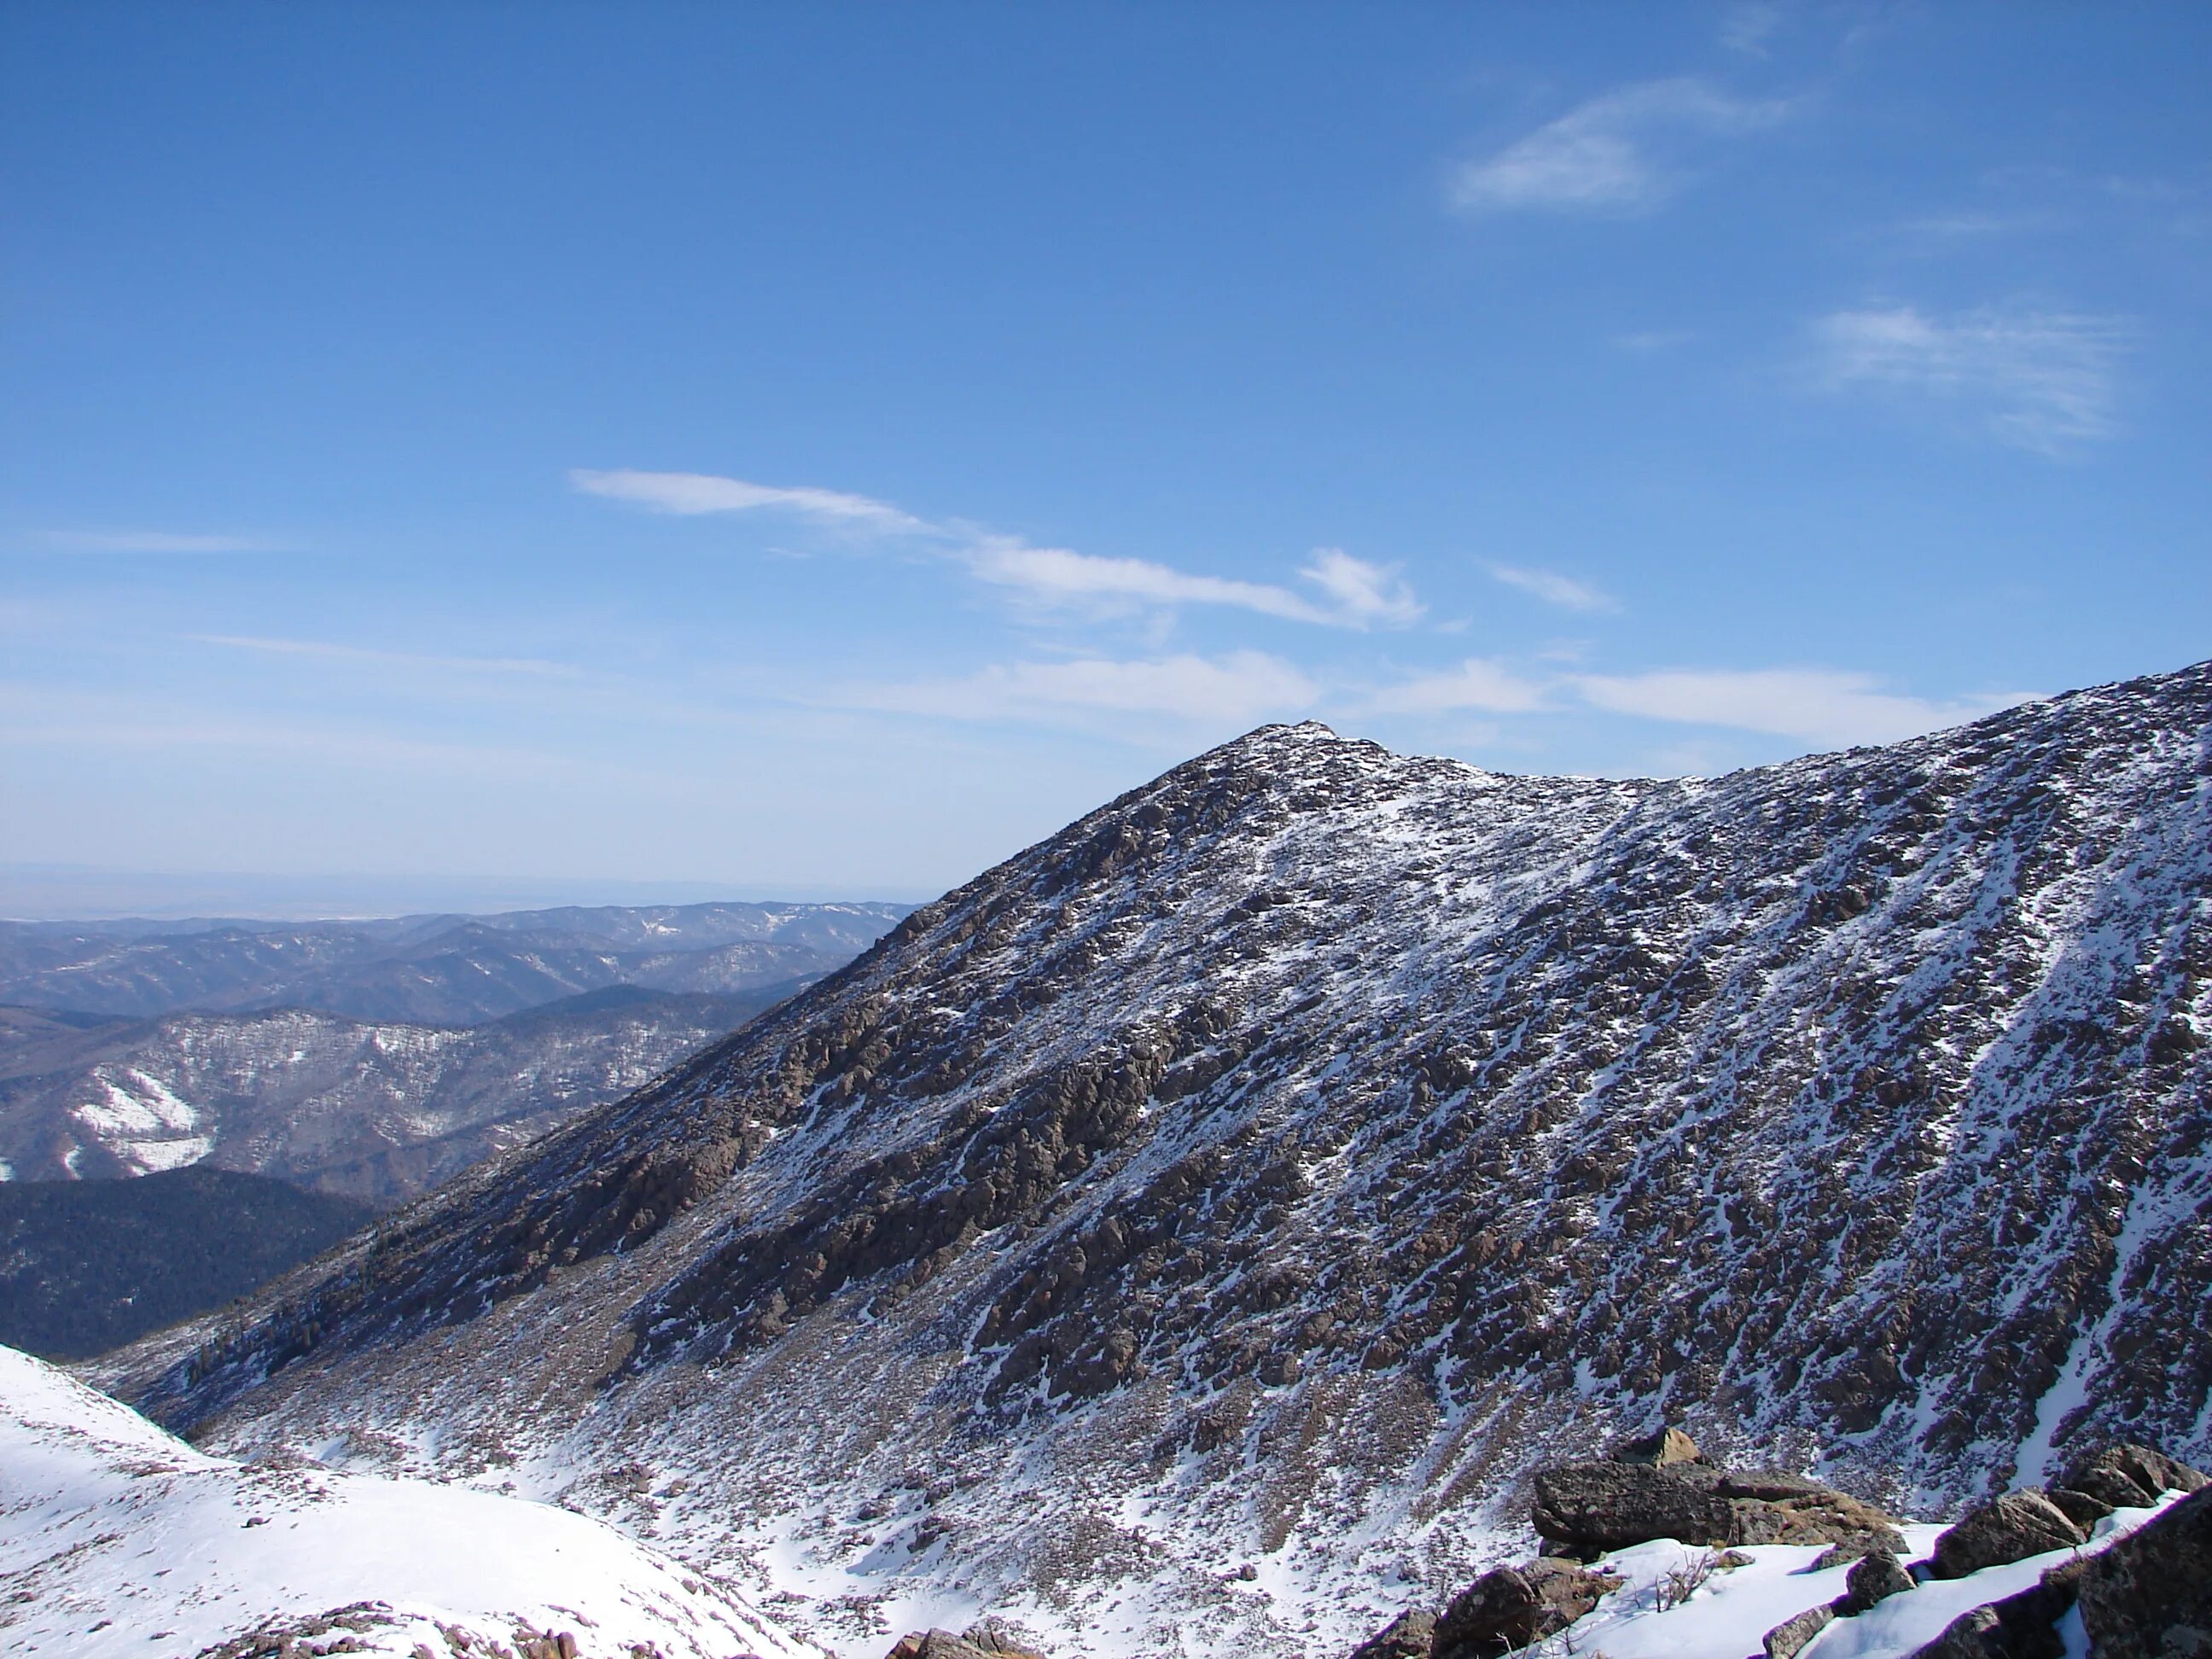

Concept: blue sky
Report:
left=3, top=3, right=2208, bottom=909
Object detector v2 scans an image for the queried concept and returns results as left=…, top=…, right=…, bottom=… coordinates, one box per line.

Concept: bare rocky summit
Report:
left=96, top=659, right=2212, bottom=1656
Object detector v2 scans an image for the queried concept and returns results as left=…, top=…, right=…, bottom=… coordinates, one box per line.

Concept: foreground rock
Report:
left=1431, top=1559, right=1618, bottom=1658
left=885, top=1627, right=1045, bottom=1659
left=1347, top=1610, right=1436, bottom=1659
left=1530, top=1429, right=1904, bottom=1557
left=2075, top=1486, right=2212, bottom=1658
left=1928, top=1488, right=2085, bottom=1578
left=1901, top=1452, right=2209, bottom=1658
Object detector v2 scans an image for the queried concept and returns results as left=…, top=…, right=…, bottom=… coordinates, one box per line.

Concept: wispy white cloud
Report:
left=1368, top=658, right=1551, bottom=716
left=960, top=538, right=1324, bottom=624
left=1487, top=564, right=1620, bottom=614
left=1813, top=305, right=2131, bottom=455
left=569, top=469, right=928, bottom=533
left=1573, top=667, right=2034, bottom=748
left=834, top=651, right=1319, bottom=727
left=1301, top=548, right=1424, bottom=626
left=1452, top=78, right=1793, bottom=216
left=1719, top=3, right=1783, bottom=57
left=962, top=539, right=1419, bottom=630
left=189, top=634, right=580, bottom=678
left=43, top=531, right=287, bottom=554
left=579, top=468, right=1423, bottom=630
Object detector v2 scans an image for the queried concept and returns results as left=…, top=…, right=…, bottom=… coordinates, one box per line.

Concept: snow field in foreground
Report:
left=0, top=1345, right=819, bottom=1659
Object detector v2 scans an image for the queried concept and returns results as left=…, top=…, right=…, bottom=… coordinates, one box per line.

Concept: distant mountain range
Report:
left=0, top=984, right=805, bottom=1202
left=0, top=899, right=909, bottom=1024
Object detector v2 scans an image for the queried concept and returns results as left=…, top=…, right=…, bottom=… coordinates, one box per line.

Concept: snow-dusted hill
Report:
left=95, top=660, right=2212, bottom=1657
left=0, top=1344, right=817, bottom=1658
left=0, top=988, right=789, bottom=1201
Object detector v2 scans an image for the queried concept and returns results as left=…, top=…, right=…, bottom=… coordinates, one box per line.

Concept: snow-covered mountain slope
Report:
left=0, top=899, right=908, bottom=1026
left=96, top=660, right=2212, bottom=1658
left=0, top=988, right=790, bottom=1202
left=0, top=1344, right=817, bottom=1658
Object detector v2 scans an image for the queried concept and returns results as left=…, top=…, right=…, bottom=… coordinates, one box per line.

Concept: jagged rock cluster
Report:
left=96, top=661, right=2212, bottom=1656
left=1349, top=1431, right=2209, bottom=1659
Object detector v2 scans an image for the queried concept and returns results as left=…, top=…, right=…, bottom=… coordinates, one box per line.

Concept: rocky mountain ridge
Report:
left=98, top=658, right=2212, bottom=1658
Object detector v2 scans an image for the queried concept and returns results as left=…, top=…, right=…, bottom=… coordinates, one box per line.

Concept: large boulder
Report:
left=2075, top=1485, right=2212, bottom=1659
left=1430, top=1559, right=1616, bottom=1659
left=1837, top=1548, right=1916, bottom=1616
left=1902, top=1560, right=2081, bottom=1659
left=2058, top=1441, right=2209, bottom=1511
left=1348, top=1609, right=1435, bottom=1659
left=1761, top=1604, right=1834, bottom=1659
left=1928, top=1489, right=2084, bottom=1579
left=1531, top=1460, right=1902, bottom=1555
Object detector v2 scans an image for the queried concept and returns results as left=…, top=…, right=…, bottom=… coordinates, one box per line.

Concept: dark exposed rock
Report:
left=1348, top=1608, right=1435, bottom=1659
left=1902, top=1560, right=2081, bottom=1659
left=1431, top=1559, right=1615, bottom=1659
left=2043, top=1486, right=2114, bottom=1529
left=2075, top=1486, right=2212, bottom=1659
left=1531, top=1459, right=1902, bottom=1555
left=1838, top=1548, right=1916, bottom=1615
left=1929, top=1489, right=2084, bottom=1579
left=1762, top=1603, right=1834, bottom=1659
left=2058, top=1441, right=2209, bottom=1511
left=885, top=1627, right=1046, bottom=1659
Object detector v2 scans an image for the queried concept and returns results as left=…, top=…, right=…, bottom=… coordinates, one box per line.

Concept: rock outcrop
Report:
left=1531, top=1448, right=1902, bottom=1556
left=1928, top=1489, right=2085, bottom=1578
left=1430, top=1559, right=1617, bottom=1659
left=1346, top=1610, right=1435, bottom=1659
left=2075, top=1486, right=2212, bottom=1659
left=885, top=1627, right=1045, bottom=1659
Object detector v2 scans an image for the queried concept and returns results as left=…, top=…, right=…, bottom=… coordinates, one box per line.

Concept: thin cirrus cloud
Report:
left=568, top=469, right=928, bottom=533
left=575, top=469, right=1422, bottom=630
left=1573, top=667, right=2034, bottom=748
left=1487, top=564, right=1620, bottom=614
left=1451, top=78, right=1794, bottom=217
left=833, top=651, right=1319, bottom=728
left=1813, top=305, right=2132, bottom=455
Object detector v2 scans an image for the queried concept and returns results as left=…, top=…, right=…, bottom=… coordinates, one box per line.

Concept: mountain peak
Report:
left=108, top=656, right=2212, bottom=1659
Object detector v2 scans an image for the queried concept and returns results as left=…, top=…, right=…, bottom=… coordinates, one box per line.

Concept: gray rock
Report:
left=2075, top=1486, right=2212, bottom=1659
left=1432, top=1559, right=1616, bottom=1659
left=2043, top=1486, right=2114, bottom=1530
left=1611, top=1426, right=1703, bottom=1466
left=1348, top=1608, right=1435, bottom=1659
left=2058, top=1442, right=2209, bottom=1511
left=1929, top=1489, right=2084, bottom=1579
left=1838, top=1549, right=1915, bottom=1615
left=1901, top=1562, right=2080, bottom=1659
left=1531, top=1460, right=1903, bottom=1556
left=1762, top=1603, right=1834, bottom=1659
